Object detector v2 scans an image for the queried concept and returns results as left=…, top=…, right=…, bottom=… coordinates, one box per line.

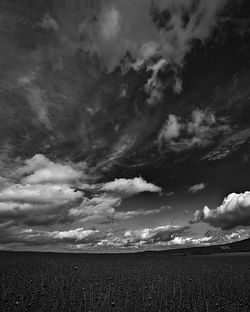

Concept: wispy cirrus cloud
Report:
left=201, top=128, right=250, bottom=162
left=78, top=0, right=228, bottom=102
left=82, top=0, right=228, bottom=71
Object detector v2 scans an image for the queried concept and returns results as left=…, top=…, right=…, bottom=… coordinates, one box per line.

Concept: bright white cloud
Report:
left=169, top=236, right=213, bottom=246
left=0, top=184, right=82, bottom=204
left=47, top=228, right=107, bottom=244
left=191, top=191, right=250, bottom=230
left=101, top=177, right=162, bottom=197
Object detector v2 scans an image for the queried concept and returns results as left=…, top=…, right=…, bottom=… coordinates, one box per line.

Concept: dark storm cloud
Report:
left=191, top=191, right=250, bottom=230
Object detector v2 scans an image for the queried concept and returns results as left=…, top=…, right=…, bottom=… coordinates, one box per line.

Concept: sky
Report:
left=1, top=0, right=250, bottom=252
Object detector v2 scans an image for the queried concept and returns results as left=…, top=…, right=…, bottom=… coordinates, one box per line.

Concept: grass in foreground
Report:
left=0, top=252, right=250, bottom=311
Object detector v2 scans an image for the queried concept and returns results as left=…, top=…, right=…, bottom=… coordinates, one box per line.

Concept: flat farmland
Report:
left=0, top=252, right=250, bottom=312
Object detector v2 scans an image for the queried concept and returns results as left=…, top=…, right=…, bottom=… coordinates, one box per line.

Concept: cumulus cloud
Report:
left=0, top=154, right=165, bottom=231
left=19, top=154, right=83, bottom=185
left=0, top=184, right=82, bottom=204
left=0, top=183, right=83, bottom=226
left=0, top=154, right=86, bottom=226
left=68, top=195, right=121, bottom=223
left=188, top=183, right=206, bottom=193
left=170, top=235, right=214, bottom=246
left=158, top=110, right=230, bottom=152
left=101, top=177, right=162, bottom=197
left=45, top=228, right=107, bottom=245
left=0, top=155, right=164, bottom=227
left=191, top=191, right=250, bottom=230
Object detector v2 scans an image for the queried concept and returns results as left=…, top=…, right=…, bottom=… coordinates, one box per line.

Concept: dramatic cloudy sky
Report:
left=1, top=0, right=250, bottom=252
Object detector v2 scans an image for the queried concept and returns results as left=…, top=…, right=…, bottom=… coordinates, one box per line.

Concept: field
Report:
left=0, top=252, right=250, bottom=312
